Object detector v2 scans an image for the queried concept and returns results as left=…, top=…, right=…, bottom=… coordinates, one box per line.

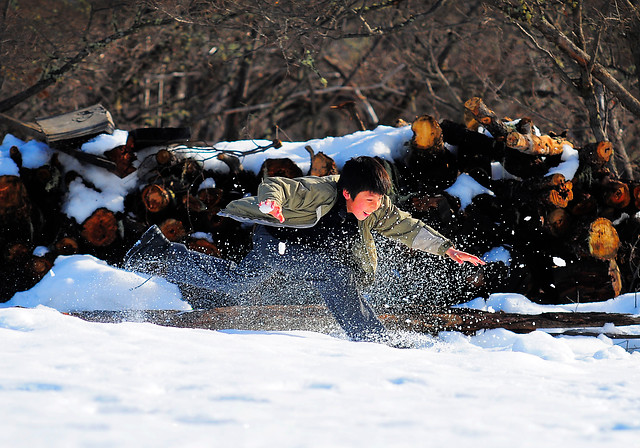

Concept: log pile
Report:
left=0, top=98, right=638, bottom=307
left=395, top=97, right=639, bottom=305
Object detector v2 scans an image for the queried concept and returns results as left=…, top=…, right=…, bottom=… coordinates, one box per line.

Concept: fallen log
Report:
left=4, top=242, right=30, bottom=266
left=568, top=190, right=598, bottom=217
left=187, top=237, right=221, bottom=257
left=68, top=305, right=640, bottom=336
left=104, top=144, right=136, bottom=178
left=27, top=255, right=54, bottom=282
left=545, top=258, right=622, bottom=303
left=54, top=236, right=80, bottom=256
left=633, top=183, right=640, bottom=210
left=539, top=173, right=574, bottom=208
left=600, top=178, right=631, bottom=209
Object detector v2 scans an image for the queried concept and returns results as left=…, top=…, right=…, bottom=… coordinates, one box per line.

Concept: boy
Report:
left=124, top=156, right=484, bottom=342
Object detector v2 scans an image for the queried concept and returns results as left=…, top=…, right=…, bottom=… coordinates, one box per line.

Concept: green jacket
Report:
left=219, top=175, right=453, bottom=284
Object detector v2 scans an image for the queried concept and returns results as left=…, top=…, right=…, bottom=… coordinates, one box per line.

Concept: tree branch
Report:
left=533, top=12, right=640, bottom=118
left=0, top=14, right=172, bottom=113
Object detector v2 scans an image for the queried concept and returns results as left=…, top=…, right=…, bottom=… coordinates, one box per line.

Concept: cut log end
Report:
left=104, top=144, right=137, bottom=178
left=158, top=218, right=186, bottom=242
left=28, top=256, right=53, bottom=281
left=547, top=190, right=571, bottom=208
left=596, top=141, right=613, bottom=162
left=142, top=184, right=175, bottom=213
left=55, top=237, right=80, bottom=255
left=155, top=148, right=176, bottom=166
left=410, top=115, right=443, bottom=151
left=181, top=194, right=207, bottom=213
left=0, top=175, right=30, bottom=210
left=5, top=242, right=30, bottom=264
left=197, top=188, right=224, bottom=208
left=81, top=208, right=118, bottom=247
left=546, top=209, right=571, bottom=237
left=588, top=218, right=620, bottom=261
left=603, top=180, right=630, bottom=209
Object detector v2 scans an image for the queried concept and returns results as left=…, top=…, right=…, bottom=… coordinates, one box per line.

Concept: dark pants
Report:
left=156, top=225, right=388, bottom=341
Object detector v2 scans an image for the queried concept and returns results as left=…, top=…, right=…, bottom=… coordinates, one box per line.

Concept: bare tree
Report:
left=0, top=0, right=637, bottom=183
left=486, top=0, right=639, bottom=179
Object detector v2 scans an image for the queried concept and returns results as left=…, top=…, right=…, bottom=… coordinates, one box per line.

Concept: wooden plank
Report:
left=35, top=104, right=114, bottom=143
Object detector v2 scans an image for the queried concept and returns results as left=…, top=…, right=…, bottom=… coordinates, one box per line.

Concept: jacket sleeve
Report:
left=370, top=196, right=453, bottom=256
left=257, top=176, right=337, bottom=214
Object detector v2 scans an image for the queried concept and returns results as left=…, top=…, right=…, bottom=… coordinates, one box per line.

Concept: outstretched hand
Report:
left=445, top=247, right=486, bottom=266
left=258, top=199, right=285, bottom=223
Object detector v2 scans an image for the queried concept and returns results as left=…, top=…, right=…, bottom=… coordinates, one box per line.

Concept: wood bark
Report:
left=463, top=97, right=511, bottom=139
left=403, top=115, right=458, bottom=191
left=68, top=305, right=640, bottom=336
left=506, top=127, right=571, bottom=156
left=0, top=175, right=33, bottom=242
left=305, top=146, right=339, bottom=176
left=259, top=158, right=303, bottom=179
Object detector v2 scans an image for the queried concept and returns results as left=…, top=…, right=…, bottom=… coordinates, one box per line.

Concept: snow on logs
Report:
left=0, top=98, right=638, bottom=306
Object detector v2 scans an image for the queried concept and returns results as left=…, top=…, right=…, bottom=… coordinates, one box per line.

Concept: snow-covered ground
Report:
left=2, top=126, right=640, bottom=447
left=2, top=251, right=640, bottom=447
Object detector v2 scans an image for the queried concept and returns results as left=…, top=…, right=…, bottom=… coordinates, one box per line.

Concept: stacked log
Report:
left=406, top=98, right=635, bottom=304
left=0, top=98, right=638, bottom=307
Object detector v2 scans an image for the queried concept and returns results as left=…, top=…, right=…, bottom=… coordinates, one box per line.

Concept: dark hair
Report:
left=337, top=156, right=392, bottom=198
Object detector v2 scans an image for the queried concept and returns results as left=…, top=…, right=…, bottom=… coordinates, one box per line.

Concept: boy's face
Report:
left=343, top=190, right=383, bottom=221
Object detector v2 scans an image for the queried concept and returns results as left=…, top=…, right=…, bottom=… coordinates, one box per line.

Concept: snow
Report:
left=546, top=143, right=580, bottom=180
left=2, top=302, right=640, bottom=447
left=1, top=255, right=187, bottom=312
left=3, top=126, right=640, bottom=446
left=481, top=245, right=511, bottom=266
left=445, top=173, right=495, bottom=210
left=80, top=129, right=129, bottom=155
